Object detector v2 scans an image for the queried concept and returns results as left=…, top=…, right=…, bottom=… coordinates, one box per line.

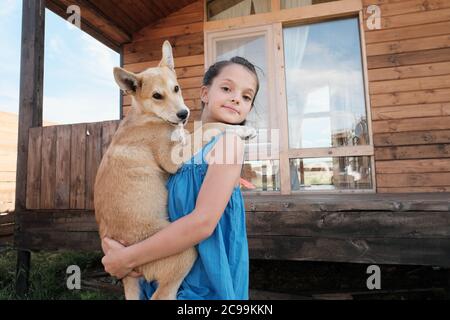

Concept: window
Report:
left=207, top=0, right=271, bottom=21
left=205, top=0, right=373, bottom=193
left=290, top=156, right=372, bottom=191
left=281, top=0, right=338, bottom=10
left=283, top=17, right=373, bottom=191
left=207, top=25, right=280, bottom=193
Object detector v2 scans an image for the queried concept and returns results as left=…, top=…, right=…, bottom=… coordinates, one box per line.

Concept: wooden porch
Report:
left=1, top=118, right=448, bottom=267
left=8, top=192, right=450, bottom=267
left=5, top=0, right=450, bottom=297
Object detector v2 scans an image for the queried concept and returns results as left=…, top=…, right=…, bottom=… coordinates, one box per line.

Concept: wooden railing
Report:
left=26, top=120, right=120, bottom=210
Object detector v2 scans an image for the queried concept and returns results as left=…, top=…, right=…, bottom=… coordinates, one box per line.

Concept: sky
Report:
left=0, top=0, right=120, bottom=125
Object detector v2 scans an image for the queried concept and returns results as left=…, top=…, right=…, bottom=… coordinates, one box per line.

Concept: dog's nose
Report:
left=176, top=110, right=189, bottom=120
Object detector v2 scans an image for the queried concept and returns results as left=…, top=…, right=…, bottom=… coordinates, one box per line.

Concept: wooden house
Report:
left=1, top=0, right=450, bottom=295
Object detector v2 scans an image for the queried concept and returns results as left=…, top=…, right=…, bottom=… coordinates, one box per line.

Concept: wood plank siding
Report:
left=362, top=0, right=450, bottom=193
left=13, top=193, right=450, bottom=267
left=25, top=120, right=119, bottom=210
left=121, top=0, right=205, bottom=133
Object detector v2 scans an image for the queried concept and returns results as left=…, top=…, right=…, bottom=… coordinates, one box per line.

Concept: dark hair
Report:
left=201, top=56, right=260, bottom=126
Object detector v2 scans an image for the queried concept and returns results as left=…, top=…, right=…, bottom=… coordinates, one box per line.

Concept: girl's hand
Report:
left=101, top=237, right=142, bottom=279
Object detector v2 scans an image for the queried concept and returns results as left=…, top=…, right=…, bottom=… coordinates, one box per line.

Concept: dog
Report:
left=94, top=41, right=256, bottom=300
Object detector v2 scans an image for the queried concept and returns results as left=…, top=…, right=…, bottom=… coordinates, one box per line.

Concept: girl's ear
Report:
left=200, top=85, right=209, bottom=104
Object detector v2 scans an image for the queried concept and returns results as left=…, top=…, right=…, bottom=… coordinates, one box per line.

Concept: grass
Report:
left=2, top=247, right=449, bottom=300
left=0, top=247, right=123, bottom=300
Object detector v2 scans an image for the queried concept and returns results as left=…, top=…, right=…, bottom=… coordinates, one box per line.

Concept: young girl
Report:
left=101, top=56, right=259, bottom=300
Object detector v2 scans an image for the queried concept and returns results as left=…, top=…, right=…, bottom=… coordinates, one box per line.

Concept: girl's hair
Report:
left=201, top=56, right=260, bottom=126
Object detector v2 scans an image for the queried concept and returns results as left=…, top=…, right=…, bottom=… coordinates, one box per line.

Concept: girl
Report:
left=101, top=56, right=260, bottom=300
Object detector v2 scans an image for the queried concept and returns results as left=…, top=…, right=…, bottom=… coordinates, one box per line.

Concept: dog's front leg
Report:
left=158, top=125, right=188, bottom=173
left=123, top=276, right=141, bottom=300
left=154, top=142, right=185, bottom=174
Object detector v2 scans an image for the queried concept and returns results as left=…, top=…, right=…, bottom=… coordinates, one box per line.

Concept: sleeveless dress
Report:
left=139, top=132, right=249, bottom=300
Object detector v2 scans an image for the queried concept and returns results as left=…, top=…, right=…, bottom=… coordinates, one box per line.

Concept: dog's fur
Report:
left=94, top=41, right=255, bottom=300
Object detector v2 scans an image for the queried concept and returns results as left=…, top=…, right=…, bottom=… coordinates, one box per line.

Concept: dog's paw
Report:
left=171, top=124, right=189, bottom=146
left=233, top=126, right=257, bottom=140
left=171, top=124, right=188, bottom=146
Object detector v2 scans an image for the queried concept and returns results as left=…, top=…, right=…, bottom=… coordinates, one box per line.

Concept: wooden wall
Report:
left=362, top=0, right=450, bottom=193
left=120, top=0, right=450, bottom=193
left=121, top=0, right=205, bottom=133
left=25, top=120, right=119, bottom=210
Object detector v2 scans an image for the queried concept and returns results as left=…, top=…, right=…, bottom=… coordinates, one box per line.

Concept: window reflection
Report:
left=216, top=35, right=269, bottom=130
left=290, top=157, right=372, bottom=191
left=241, top=160, right=280, bottom=192
left=283, top=18, right=369, bottom=149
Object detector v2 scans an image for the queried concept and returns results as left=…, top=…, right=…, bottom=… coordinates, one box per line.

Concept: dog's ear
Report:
left=158, top=40, right=175, bottom=71
left=113, top=67, right=140, bottom=95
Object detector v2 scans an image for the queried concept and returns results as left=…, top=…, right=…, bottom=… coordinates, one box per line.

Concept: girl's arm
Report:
left=101, top=133, right=245, bottom=279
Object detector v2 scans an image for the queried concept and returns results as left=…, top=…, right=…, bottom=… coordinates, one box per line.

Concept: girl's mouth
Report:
left=222, top=105, right=240, bottom=114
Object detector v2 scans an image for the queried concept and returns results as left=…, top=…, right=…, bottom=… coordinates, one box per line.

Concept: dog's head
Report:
left=113, top=41, right=190, bottom=125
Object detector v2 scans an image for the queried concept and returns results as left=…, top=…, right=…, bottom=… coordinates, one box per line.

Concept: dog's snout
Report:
left=177, top=109, right=189, bottom=120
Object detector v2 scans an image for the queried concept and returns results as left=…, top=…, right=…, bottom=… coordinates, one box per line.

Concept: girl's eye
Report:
left=243, top=96, right=252, bottom=101
left=152, top=93, right=163, bottom=100
left=221, top=87, right=230, bottom=92
left=174, top=85, right=179, bottom=93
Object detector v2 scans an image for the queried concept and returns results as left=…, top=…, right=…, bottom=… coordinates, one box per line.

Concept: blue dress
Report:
left=139, top=132, right=249, bottom=300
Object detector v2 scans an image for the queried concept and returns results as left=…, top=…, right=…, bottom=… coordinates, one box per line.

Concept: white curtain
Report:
left=283, top=25, right=309, bottom=149
left=283, top=26, right=310, bottom=190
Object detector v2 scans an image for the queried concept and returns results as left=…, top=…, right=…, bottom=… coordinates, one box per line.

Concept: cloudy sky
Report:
left=0, top=0, right=120, bottom=125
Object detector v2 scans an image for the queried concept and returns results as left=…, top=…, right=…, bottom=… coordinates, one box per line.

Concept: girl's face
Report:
left=200, top=64, right=257, bottom=125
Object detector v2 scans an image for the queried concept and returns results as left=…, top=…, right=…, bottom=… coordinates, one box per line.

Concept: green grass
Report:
left=0, top=247, right=124, bottom=300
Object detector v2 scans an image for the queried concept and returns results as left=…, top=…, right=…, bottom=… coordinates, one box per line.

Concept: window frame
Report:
left=204, top=0, right=376, bottom=194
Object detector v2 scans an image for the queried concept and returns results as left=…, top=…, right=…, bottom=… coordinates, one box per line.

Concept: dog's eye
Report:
left=174, top=85, right=179, bottom=93
left=152, top=93, right=163, bottom=100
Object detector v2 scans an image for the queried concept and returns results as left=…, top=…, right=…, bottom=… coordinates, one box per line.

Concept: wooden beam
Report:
left=248, top=236, right=450, bottom=267
left=74, top=0, right=132, bottom=41
left=45, top=0, right=128, bottom=52
left=15, top=0, right=46, bottom=297
left=12, top=192, right=450, bottom=267
left=17, top=0, right=45, bottom=210
left=204, top=0, right=362, bottom=30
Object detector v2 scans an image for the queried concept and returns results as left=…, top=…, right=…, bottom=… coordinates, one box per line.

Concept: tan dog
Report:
left=94, top=41, right=256, bottom=300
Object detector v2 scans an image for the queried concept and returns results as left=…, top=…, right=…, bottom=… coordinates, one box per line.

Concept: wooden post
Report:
left=119, top=46, right=124, bottom=120
left=15, top=0, right=46, bottom=297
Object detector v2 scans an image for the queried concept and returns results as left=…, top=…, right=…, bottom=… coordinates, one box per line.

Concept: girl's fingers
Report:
left=101, top=238, right=110, bottom=253
left=103, top=237, right=126, bottom=249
